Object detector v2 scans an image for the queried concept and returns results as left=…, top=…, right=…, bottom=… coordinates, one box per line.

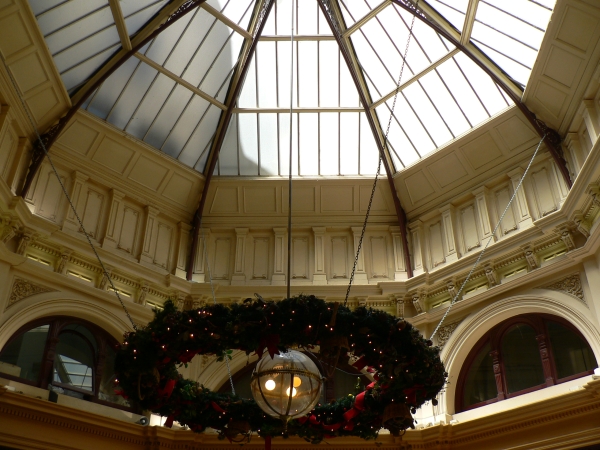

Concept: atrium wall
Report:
left=1, top=0, right=600, bottom=447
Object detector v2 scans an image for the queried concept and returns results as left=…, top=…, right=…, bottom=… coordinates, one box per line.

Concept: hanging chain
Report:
left=430, top=135, right=546, bottom=340
left=344, top=6, right=418, bottom=307
left=199, top=223, right=235, bottom=395
left=0, top=53, right=138, bottom=331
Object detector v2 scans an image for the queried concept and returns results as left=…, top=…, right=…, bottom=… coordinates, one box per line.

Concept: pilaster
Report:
left=582, top=99, right=600, bottom=142
left=102, top=189, right=125, bottom=250
left=507, top=168, right=533, bottom=229
left=192, top=229, right=209, bottom=283
left=175, top=222, right=191, bottom=280
left=472, top=187, right=494, bottom=243
left=231, top=228, right=248, bottom=285
left=351, top=227, right=368, bottom=284
left=390, top=226, right=407, bottom=281
left=272, top=227, right=287, bottom=285
left=409, top=220, right=425, bottom=275
left=312, top=227, right=327, bottom=284
left=62, top=171, right=89, bottom=234
left=140, top=205, right=160, bottom=265
left=439, top=205, right=458, bottom=263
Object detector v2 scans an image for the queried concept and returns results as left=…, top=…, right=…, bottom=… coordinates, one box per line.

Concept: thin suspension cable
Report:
left=199, top=223, right=236, bottom=395
left=344, top=3, right=418, bottom=307
left=286, top=0, right=295, bottom=301
left=0, top=52, right=138, bottom=332
left=430, top=135, right=546, bottom=340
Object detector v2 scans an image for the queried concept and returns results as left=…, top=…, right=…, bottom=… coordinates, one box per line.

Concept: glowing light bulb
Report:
left=265, top=379, right=276, bottom=391
left=293, top=377, right=302, bottom=387
left=286, top=387, right=297, bottom=397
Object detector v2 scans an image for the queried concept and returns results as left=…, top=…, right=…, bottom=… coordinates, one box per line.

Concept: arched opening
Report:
left=456, top=314, right=597, bottom=412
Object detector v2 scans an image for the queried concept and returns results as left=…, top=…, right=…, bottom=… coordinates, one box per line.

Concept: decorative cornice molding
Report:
left=7, top=277, right=56, bottom=308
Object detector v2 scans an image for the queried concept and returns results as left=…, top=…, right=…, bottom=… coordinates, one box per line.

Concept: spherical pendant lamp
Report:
left=251, top=350, right=323, bottom=421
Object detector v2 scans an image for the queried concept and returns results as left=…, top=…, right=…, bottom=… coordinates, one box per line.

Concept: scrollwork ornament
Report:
left=542, top=273, right=585, bottom=304
left=8, top=277, right=55, bottom=308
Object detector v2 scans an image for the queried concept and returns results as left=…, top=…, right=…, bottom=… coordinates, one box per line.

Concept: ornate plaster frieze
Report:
left=7, top=277, right=56, bottom=308
left=437, top=319, right=462, bottom=348
left=541, top=273, right=585, bottom=305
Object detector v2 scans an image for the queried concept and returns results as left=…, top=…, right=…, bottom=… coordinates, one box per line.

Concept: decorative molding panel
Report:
left=331, top=237, right=347, bottom=279
left=541, top=273, right=585, bottom=304
left=7, top=277, right=55, bottom=308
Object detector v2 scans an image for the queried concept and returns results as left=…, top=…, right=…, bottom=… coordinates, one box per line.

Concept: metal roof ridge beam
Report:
left=135, top=53, right=226, bottom=110
left=390, top=0, right=572, bottom=188
left=19, top=0, right=208, bottom=198
left=186, top=0, right=275, bottom=281
left=318, top=0, right=413, bottom=279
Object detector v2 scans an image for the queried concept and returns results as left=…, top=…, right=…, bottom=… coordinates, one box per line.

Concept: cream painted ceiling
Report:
left=28, top=0, right=555, bottom=177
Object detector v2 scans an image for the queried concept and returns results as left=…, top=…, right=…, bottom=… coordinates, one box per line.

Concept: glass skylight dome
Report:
left=28, top=0, right=556, bottom=177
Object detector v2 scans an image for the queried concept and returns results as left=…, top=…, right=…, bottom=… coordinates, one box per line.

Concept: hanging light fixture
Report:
left=250, top=350, right=322, bottom=423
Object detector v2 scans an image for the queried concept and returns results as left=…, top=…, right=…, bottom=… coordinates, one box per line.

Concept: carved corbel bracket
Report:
left=554, top=224, right=576, bottom=251
left=98, top=266, right=113, bottom=290
left=137, top=281, right=149, bottom=306
left=410, top=289, right=426, bottom=315
left=445, top=278, right=461, bottom=302
left=521, top=244, right=538, bottom=270
left=16, top=229, right=37, bottom=256
left=55, top=249, right=73, bottom=274
left=0, top=217, right=20, bottom=244
left=483, top=261, right=498, bottom=287
left=572, top=212, right=591, bottom=239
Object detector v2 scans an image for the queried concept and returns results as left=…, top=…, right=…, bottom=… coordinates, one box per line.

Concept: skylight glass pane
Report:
left=298, top=42, right=319, bottom=106
left=320, top=113, right=339, bottom=176
left=239, top=56, right=257, bottom=107
left=471, top=0, right=554, bottom=86
left=86, top=58, right=140, bottom=119
left=144, top=83, right=195, bottom=150
left=279, top=113, right=299, bottom=176
left=125, top=72, right=177, bottom=140
left=256, top=42, right=278, bottom=107
left=299, top=114, right=319, bottom=175
left=297, top=0, right=318, bottom=35
left=340, top=113, right=359, bottom=175
left=259, top=114, right=279, bottom=175
left=436, top=57, right=488, bottom=126
left=376, top=105, right=419, bottom=168
left=402, top=83, right=453, bottom=148
left=426, top=0, right=468, bottom=32
left=276, top=41, right=298, bottom=108
left=122, top=1, right=169, bottom=37
left=219, top=116, right=240, bottom=176
left=214, top=0, right=255, bottom=30
left=179, top=104, right=220, bottom=167
left=453, top=53, right=513, bottom=113
left=359, top=113, right=379, bottom=175
left=319, top=42, right=339, bottom=107
left=61, top=44, right=120, bottom=93
left=418, top=69, right=471, bottom=137
left=239, top=113, right=259, bottom=176
left=142, top=11, right=199, bottom=65
left=338, top=0, right=371, bottom=27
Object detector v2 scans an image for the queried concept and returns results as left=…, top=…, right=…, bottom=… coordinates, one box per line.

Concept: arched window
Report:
left=0, top=317, right=129, bottom=408
left=457, top=314, right=597, bottom=412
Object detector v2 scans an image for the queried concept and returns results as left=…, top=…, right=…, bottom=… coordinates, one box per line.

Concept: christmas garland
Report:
left=114, top=295, right=446, bottom=443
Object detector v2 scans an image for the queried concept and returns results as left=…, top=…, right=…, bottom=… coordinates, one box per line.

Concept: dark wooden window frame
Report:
left=0, top=316, right=135, bottom=412
left=456, top=313, right=596, bottom=413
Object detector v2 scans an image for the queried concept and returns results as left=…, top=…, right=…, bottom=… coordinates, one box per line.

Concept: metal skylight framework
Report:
left=19, top=0, right=564, bottom=281
left=24, top=0, right=558, bottom=180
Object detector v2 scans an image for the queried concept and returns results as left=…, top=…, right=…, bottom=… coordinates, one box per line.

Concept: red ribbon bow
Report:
left=256, top=334, right=280, bottom=359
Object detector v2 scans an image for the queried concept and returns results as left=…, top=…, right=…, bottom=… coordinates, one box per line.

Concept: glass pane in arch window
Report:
left=53, top=332, right=95, bottom=392
left=462, top=342, right=496, bottom=408
left=0, top=325, right=49, bottom=382
left=547, top=321, right=597, bottom=380
left=502, top=324, right=545, bottom=394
